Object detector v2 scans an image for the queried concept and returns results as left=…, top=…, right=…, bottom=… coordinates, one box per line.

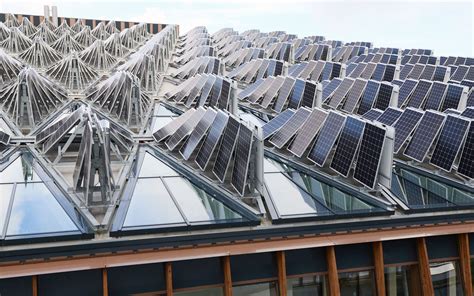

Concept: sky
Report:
left=1, top=0, right=472, bottom=57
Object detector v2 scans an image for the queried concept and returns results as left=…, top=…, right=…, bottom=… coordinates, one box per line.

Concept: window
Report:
left=430, top=261, right=463, bottom=296
left=385, top=265, right=420, bottom=295
left=233, top=282, right=278, bottom=296
left=287, top=275, right=328, bottom=295
left=339, top=270, right=376, bottom=296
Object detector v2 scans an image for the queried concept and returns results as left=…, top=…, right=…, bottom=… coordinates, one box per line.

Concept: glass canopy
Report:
left=391, top=163, right=474, bottom=211
left=263, top=158, right=387, bottom=221
left=0, top=151, right=90, bottom=242
left=112, top=148, right=254, bottom=235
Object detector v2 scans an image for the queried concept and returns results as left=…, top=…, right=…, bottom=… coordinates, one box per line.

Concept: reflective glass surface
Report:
left=123, top=178, right=185, bottom=228
left=174, top=287, right=224, bottom=296
left=139, top=152, right=180, bottom=178
left=0, top=156, right=41, bottom=183
left=6, top=183, right=78, bottom=236
left=339, top=270, right=376, bottom=296
left=385, top=265, right=419, bottom=296
left=233, top=282, right=278, bottom=296
left=391, top=165, right=474, bottom=210
left=0, top=184, right=14, bottom=236
left=430, top=261, right=463, bottom=296
left=265, top=173, right=330, bottom=217
left=164, top=177, right=242, bottom=223
left=287, top=275, right=328, bottom=296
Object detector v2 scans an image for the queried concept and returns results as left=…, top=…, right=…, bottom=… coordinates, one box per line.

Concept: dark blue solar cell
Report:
left=357, top=80, right=380, bottom=115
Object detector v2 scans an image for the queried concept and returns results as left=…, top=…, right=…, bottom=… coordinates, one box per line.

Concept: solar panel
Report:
left=423, top=82, right=447, bottom=111
left=287, top=79, right=306, bottom=109
left=330, top=116, right=365, bottom=177
left=288, top=109, right=329, bottom=157
left=262, top=109, right=296, bottom=139
left=382, top=64, right=396, bottom=81
left=451, top=65, right=469, bottom=81
left=165, top=107, right=207, bottom=150
left=231, top=124, right=254, bottom=196
left=441, top=84, right=465, bottom=111
left=404, top=111, right=446, bottom=162
left=270, top=107, right=311, bottom=149
left=301, top=81, right=317, bottom=108
left=248, top=76, right=274, bottom=104
left=195, top=110, right=229, bottom=170
left=273, top=76, right=296, bottom=112
left=406, top=80, right=432, bottom=108
left=307, top=111, right=346, bottom=166
left=180, top=108, right=217, bottom=160
left=360, top=62, right=377, bottom=79
left=209, top=77, right=223, bottom=107
left=393, top=108, right=424, bottom=153
left=348, top=63, right=367, bottom=78
left=43, top=109, right=83, bottom=153
left=322, top=78, right=342, bottom=103
left=376, top=107, right=403, bottom=126
left=0, top=129, right=10, bottom=145
left=461, top=107, right=474, bottom=119
left=430, top=115, right=470, bottom=171
left=218, top=80, right=231, bottom=110
left=433, top=66, right=448, bottom=82
left=397, top=79, right=418, bottom=107
left=306, top=61, right=324, bottom=81
left=238, top=78, right=265, bottom=100
left=321, top=62, right=333, bottom=81
left=362, top=109, right=383, bottom=121
left=328, top=77, right=354, bottom=109
left=212, top=116, right=240, bottom=182
left=357, top=80, right=380, bottom=115
left=407, top=64, right=425, bottom=79
left=374, top=83, right=394, bottom=110
left=260, top=76, right=286, bottom=108
left=371, top=63, right=386, bottom=81
left=399, top=64, right=414, bottom=80
left=353, top=123, right=386, bottom=189
left=419, top=64, right=436, bottom=80
left=197, top=75, right=217, bottom=106
left=342, top=78, right=367, bottom=113
left=468, top=90, right=474, bottom=107
left=457, top=124, right=474, bottom=179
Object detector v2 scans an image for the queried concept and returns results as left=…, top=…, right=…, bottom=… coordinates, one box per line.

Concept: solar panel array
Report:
left=238, top=76, right=320, bottom=113
left=263, top=107, right=392, bottom=189
left=154, top=106, right=257, bottom=196
left=164, top=74, right=234, bottom=111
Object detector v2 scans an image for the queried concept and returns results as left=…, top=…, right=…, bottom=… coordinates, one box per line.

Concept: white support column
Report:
left=43, top=5, right=50, bottom=22
left=52, top=6, right=58, bottom=26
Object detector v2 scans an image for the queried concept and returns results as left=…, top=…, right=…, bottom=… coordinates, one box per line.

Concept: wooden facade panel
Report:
left=416, top=237, right=434, bottom=295
left=458, top=233, right=472, bottom=296
left=372, top=242, right=386, bottom=296
left=326, top=246, right=340, bottom=296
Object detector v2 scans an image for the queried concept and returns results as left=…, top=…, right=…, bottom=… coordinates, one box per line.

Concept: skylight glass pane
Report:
left=123, top=178, right=185, bottom=228
left=152, top=117, right=174, bottom=132
left=164, top=177, right=243, bottom=223
left=265, top=173, right=329, bottom=216
left=0, top=156, right=41, bottom=184
left=287, top=171, right=375, bottom=212
left=6, top=183, right=78, bottom=236
left=0, top=184, right=14, bottom=236
left=139, top=152, right=179, bottom=178
left=154, top=104, right=177, bottom=116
